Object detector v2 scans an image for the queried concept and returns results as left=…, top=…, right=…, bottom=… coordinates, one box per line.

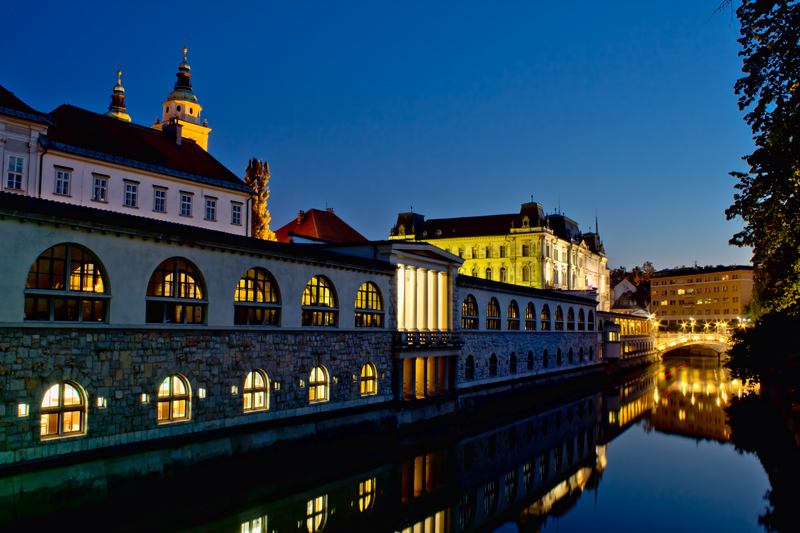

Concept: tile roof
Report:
left=42, top=105, right=251, bottom=194
left=0, top=85, right=51, bottom=124
left=274, top=209, right=368, bottom=244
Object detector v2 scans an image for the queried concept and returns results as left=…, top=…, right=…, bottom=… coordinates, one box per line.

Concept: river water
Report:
left=5, top=356, right=779, bottom=532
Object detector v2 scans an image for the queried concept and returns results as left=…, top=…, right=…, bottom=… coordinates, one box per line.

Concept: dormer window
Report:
left=522, top=216, right=530, bottom=228
left=435, top=229, right=442, bottom=236
left=176, top=105, right=181, bottom=112
left=189, top=108, right=193, bottom=114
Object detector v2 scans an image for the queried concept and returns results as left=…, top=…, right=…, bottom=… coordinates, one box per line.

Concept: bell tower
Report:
left=152, top=46, right=212, bottom=150
left=104, top=68, right=131, bottom=122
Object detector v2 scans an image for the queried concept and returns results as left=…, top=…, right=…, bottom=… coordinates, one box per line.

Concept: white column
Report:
left=438, top=271, right=447, bottom=330
left=417, top=267, right=428, bottom=331
left=446, top=266, right=454, bottom=330
left=407, top=266, right=417, bottom=331
left=397, top=264, right=406, bottom=331
left=429, top=270, right=439, bottom=331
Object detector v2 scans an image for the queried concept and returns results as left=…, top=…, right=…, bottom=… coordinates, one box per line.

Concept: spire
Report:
left=170, top=45, right=196, bottom=102
left=595, top=211, right=599, bottom=235
left=104, top=66, right=131, bottom=122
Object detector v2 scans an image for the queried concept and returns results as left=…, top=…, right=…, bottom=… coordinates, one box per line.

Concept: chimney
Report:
left=163, top=117, right=182, bottom=146
left=297, top=210, right=304, bottom=224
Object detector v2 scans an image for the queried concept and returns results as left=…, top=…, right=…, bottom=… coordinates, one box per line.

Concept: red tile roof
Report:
left=275, top=209, right=368, bottom=244
left=43, top=105, right=250, bottom=193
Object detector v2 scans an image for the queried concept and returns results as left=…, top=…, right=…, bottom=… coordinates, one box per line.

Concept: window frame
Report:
left=507, top=300, right=520, bottom=330
left=541, top=304, right=551, bottom=330
left=153, top=187, right=167, bottom=213
left=54, top=169, right=71, bottom=196
left=234, top=267, right=281, bottom=326
left=243, top=369, right=269, bottom=411
left=360, top=362, right=378, bottom=396
left=157, top=374, right=191, bottom=423
left=6, top=154, right=25, bottom=190
left=462, top=295, right=479, bottom=329
left=231, top=202, right=243, bottom=226
left=123, top=181, right=138, bottom=208
left=180, top=193, right=193, bottom=217
left=40, top=381, right=86, bottom=439
left=525, top=302, right=536, bottom=330
left=355, top=282, right=384, bottom=328
left=309, top=365, right=329, bottom=403
left=145, top=258, right=207, bottom=325
left=302, top=276, right=338, bottom=327
left=204, top=197, right=217, bottom=221
left=92, top=175, right=108, bottom=203
left=486, top=298, right=501, bottom=330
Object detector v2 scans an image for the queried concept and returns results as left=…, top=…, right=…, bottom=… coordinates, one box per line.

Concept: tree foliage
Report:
left=725, top=0, right=800, bottom=314
left=245, top=158, right=276, bottom=241
left=610, top=261, right=655, bottom=287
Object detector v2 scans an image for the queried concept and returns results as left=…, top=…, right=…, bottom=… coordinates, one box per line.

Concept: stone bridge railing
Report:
left=655, top=332, right=730, bottom=352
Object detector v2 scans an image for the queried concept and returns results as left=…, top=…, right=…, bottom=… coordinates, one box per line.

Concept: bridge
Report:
left=654, top=332, right=731, bottom=356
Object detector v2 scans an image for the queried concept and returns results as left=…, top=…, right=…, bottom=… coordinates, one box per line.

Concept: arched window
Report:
left=355, top=282, right=384, bottom=327
left=555, top=306, right=564, bottom=330
left=541, top=304, right=551, bottom=330
left=306, top=495, right=328, bottom=532
left=588, top=310, right=595, bottom=331
left=234, top=268, right=280, bottom=325
left=598, top=319, right=603, bottom=331
left=556, top=349, right=562, bottom=366
left=567, top=308, right=575, bottom=330
left=359, top=478, right=376, bottom=512
left=462, top=295, right=478, bottom=329
left=146, top=258, right=205, bottom=324
left=244, top=369, right=269, bottom=411
left=487, top=298, right=501, bottom=330
left=524, top=461, right=534, bottom=492
left=471, top=268, right=478, bottom=277
left=579, top=346, right=584, bottom=362
left=489, top=353, right=498, bottom=376
left=507, top=300, right=520, bottom=330
left=465, top=355, right=475, bottom=380
left=522, top=266, right=530, bottom=282
left=302, top=276, right=338, bottom=327
left=157, top=374, right=190, bottom=422
left=309, top=365, right=329, bottom=403
left=360, top=362, right=377, bottom=396
left=459, top=491, right=477, bottom=530
left=578, top=309, right=585, bottom=330
left=543, top=349, right=549, bottom=368
left=527, top=350, right=534, bottom=371
left=484, top=479, right=499, bottom=515
left=25, top=244, right=108, bottom=322
left=485, top=268, right=492, bottom=281
left=500, top=267, right=507, bottom=282
left=510, top=352, right=517, bottom=374
left=568, top=347, right=574, bottom=364
left=525, top=302, right=536, bottom=330
left=40, top=381, right=85, bottom=438
left=505, top=470, right=518, bottom=502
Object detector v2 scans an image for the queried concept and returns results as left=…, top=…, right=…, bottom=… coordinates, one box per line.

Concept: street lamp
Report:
left=690, top=317, right=695, bottom=335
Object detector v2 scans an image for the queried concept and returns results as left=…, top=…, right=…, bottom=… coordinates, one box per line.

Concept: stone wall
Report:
left=0, top=327, right=394, bottom=464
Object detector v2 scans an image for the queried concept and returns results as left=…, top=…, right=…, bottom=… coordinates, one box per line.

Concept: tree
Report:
left=724, top=0, right=800, bottom=315
left=245, top=158, right=276, bottom=241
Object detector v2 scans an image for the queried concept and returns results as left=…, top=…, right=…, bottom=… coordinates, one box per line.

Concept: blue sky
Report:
left=3, top=1, right=753, bottom=270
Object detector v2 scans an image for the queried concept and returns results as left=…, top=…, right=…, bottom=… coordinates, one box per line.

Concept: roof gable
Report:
left=275, top=209, right=368, bottom=244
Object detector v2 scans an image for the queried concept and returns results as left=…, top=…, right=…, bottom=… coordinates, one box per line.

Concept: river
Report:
left=3, top=356, right=782, bottom=532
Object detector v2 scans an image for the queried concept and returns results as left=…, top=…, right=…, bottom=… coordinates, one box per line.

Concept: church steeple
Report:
left=152, top=44, right=212, bottom=151
left=104, top=68, right=131, bottom=122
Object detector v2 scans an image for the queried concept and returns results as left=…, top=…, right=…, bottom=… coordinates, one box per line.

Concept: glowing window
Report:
left=525, top=302, right=536, bottom=330
left=360, top=362, right=377, bottom=396
left=302, top=276, right=338, bottom=327
left=146, top=258, right=205, bottom=324
left=578, top=308, right=585, bottom=330
left=358, top=478, right=376, bottom=512
left=567, top=307, right=575, bottom=330
left=462, top=295, right=478, bottom=329
left=486, top=298, right=501, bottom=330
left=507, top=300, right=520, bottom=330
left=309, top=366, right=329, bottom=403
left=157, top=374, right=190, bottom=422
left=355, top=282, right=384, bottom=327
left=25, top=244, right=108, bottom=322
left=540, top=304, right=551, bottom=330
left=40, top=382, right=85, bottom=438
left=244, top=369, right=269, bottom=411
left=306, top=495, right=327, bottom=532
left=234, top=268, right=281, bottom=326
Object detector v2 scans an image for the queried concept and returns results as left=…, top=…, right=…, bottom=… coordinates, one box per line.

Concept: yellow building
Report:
left=650, top=265, right=753, bottom=326
left=389, top=201, right=611, bottom=310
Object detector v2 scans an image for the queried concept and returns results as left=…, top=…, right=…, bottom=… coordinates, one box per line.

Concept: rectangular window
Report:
left=733, top=297, right=739, bottom=303
left=180, top=194, right=192, bottom=217
left=499, top=246, right=506, bottom=258
left=6, top=155, right=24, bottom=190
left=124, top=182, right=138, bottom=207
left=231, top=203, right=242, bottom=225
left=153, top=188, right=167, bottom=212
left=205, top=198, right=216, bottom=221
left=522, top=244, right=530, bottom=257
left=55, top=170, right=71, bottom=196
left=93, top=177, right=108, bottom=202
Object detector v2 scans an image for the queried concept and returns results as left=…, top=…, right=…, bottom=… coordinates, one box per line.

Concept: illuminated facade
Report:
left=0, top=86, right=50, bottom=197
left=650, top=265, right=754, bottom=326
left=389, top=202, right=611, bottom=311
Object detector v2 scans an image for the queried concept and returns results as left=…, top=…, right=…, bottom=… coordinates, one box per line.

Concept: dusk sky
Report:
left=3, top=1, right=753, bottom=271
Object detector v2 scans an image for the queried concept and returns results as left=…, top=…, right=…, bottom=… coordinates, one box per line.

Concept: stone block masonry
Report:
left=0, top=327, right=393, bottom=464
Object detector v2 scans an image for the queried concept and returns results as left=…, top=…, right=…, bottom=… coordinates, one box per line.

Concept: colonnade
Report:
left=396, top=264, right=453, bottom=331
left=401, top=356, right=456, bottom=400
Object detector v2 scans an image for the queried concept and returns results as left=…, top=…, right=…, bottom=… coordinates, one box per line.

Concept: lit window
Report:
left=55, top=170, right=71, bottom=196
left=24, top=244, right=108, bottom=322
left=231, top=203, right=242, bottom=225
left=145, top=258, right=206, bottom=324
left=507, top=300, right=519, bottom=330
left=541, top=304, right=551, bottom=330
left=234, top=268, right=281, bottom=325
left=241, top=517, right=266, bottom=533
left=124, top=182, right=138, bottom=207
left=355, top=282, right=384, bottom=327
left=6, top=155, right=24, bottom=190
left=302, top=276, right=338, bottom=327
left=306, top=495, right=327, bottom=532
left=462, top=295, right=478, bottom=329
left=486, top=298, right=501, bottom=329
left=180, top=194, right=193, bottom=217
left=244, top=369, right=269, bottom=411
left=40, top=381, right=85, bottom=438
left=309, top=365, right=329, bottom=403
left=358, top=478, right=376, bottom=512
left=555, top=306, right=564, bottom=330
left=360, top=362, right=377, bottom=396
left=154, top=188, right=167, bottom=212
left=525, top=302, right=536, bottom=330
left=578, top=309, right=585, bottom=330
left=93, top=176, right=108, bottom=202
left=157, top=374, right=190, bottom=422
left=205, top=197, right=216, bottom=221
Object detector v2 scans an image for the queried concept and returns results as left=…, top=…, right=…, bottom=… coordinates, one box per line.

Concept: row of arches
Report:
left=23, top=243, right=385, bottom=327
left=464, top=347, right=595, bottom=380
left=461, top=295, right=595, bottom=332
left=35, top=363, right=379, bottom=438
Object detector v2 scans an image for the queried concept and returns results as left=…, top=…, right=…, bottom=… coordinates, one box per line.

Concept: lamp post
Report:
left=690, top=317, right=695, bottom=335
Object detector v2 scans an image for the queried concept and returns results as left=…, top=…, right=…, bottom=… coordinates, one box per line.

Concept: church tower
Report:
left=104, top=69, right=131, bottom=122
left=152, top=46, right=212, bottom=150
